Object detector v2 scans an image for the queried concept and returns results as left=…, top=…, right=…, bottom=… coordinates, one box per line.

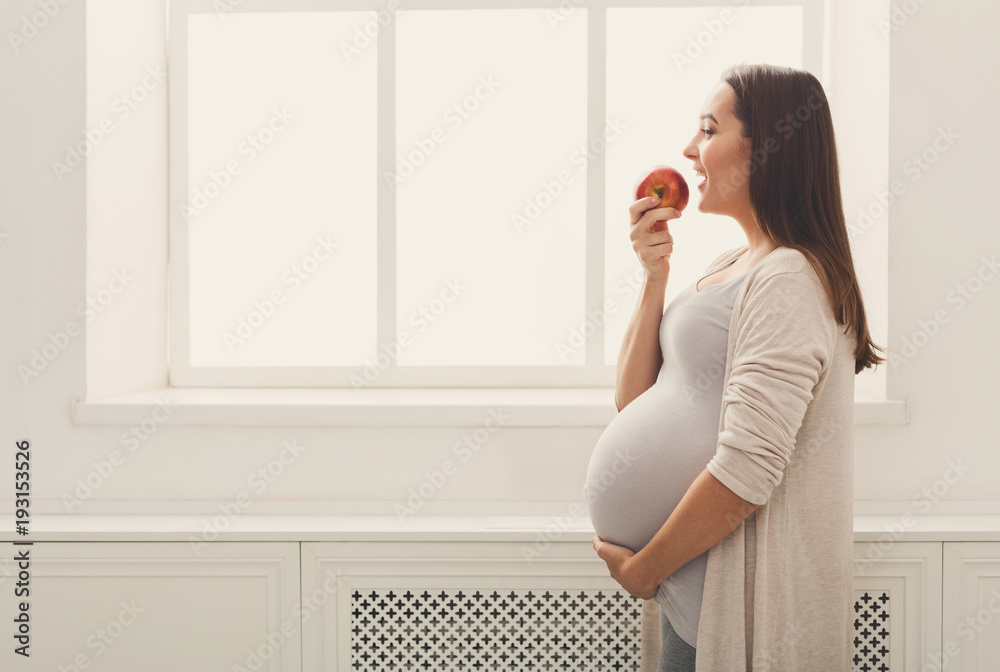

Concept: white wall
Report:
left=1, top=0, right=997, bottom=518
left=874, top=0, right=1000, bottom=501
left=829, top=0, right=889, bottom=401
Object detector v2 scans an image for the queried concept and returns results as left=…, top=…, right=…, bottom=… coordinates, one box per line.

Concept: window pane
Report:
left=186, top=12, right=377, bottom=367
left=604, top=6, right=803, bottom=364
left=395, top=9, right=588, bottom=366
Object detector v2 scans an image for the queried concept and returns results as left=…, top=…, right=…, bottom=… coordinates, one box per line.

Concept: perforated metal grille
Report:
left=348, top=586, right=890, bottom=669
left=350, top=589, right=643, bottom=670
left=852, top=590, right=890, bottom=672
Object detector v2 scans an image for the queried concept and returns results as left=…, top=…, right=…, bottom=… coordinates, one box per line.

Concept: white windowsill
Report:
left=71, top=388, right=909, bottom=427
left=1, top=510, right=996, bottom=543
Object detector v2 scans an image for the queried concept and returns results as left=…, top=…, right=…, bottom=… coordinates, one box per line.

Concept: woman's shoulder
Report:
left=736, top=246, right=834, bottom=318
left=740, top=247, right=839, bottom=328
left=749, top=246, right=823, bottom=287
left=708, top=245, right=817, bottom=281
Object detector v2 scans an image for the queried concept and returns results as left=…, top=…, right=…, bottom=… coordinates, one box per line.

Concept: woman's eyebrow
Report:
left=699, top=113, right=719, bottom=123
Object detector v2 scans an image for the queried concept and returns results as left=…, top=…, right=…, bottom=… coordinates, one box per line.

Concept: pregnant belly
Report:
left=584, top=382, right=721, bottom=553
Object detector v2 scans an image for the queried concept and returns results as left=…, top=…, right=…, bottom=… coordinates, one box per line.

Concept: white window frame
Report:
left=167, top=0, right=827, bottom=389
left=75, top=0, right=910, bottom=428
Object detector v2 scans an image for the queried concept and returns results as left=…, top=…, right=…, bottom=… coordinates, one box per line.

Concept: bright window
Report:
left=169, top=0, right=823, bottom=388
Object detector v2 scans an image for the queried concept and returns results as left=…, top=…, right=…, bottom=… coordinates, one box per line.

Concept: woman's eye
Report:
left=701, top=128, right=715, bottom=137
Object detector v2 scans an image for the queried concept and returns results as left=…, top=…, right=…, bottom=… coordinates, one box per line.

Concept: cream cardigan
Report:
left=639, top=245, right=856, bottom=671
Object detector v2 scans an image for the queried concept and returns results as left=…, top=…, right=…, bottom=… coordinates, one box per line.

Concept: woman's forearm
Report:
left=633, top=468, right=760, bottom=588
left=615, top=276, right=667, bottom=411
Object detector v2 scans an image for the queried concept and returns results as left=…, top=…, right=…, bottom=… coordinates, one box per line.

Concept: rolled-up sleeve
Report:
left=706, top=270, right=834, bottom=506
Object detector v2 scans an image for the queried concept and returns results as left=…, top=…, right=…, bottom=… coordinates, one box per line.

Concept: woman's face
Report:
left=683, top=81, right=752, bottom=218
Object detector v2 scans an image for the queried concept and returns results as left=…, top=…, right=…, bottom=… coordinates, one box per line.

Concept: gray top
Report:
left=584, top=254, right=748, bottom=647
left=628, top=245, right=857, bottom=670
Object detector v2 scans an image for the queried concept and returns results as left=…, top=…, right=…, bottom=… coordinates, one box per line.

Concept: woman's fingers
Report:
left=628, top=199, right=681, bottom=283
left=637, top=206, right=682, bottom=230
left=628, top=196, right=661, bottom=220
left=628, top=197, right=682, bottom=227
left=630, top=219, right=675, bottom=248
left=632, top=230, right=673, bottom=252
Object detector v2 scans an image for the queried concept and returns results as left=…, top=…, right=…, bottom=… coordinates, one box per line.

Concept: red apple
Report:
left=634, top=166, right=689, bottom=231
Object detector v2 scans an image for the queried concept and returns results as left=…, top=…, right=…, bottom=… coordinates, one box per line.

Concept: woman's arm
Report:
left=614, top=276, right=667, bottom=411
left=615, top=244, right=738, bottom=411
left=616, top=196, right=685, bottom=411
left=593, top=468, right=759, bottom=599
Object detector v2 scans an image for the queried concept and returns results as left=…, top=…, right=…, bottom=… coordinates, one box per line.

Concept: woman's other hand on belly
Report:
left=592, top=535, right=659, bottom=600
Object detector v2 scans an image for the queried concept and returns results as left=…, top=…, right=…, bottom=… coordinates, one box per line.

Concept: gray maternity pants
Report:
left=657, top=608, right=697, bottom=672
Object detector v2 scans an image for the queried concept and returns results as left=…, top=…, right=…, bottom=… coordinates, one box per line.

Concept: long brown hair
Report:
left=721, top=63, right=884, bottom=374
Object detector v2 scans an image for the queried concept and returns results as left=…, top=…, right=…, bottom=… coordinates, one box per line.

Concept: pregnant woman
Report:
left=586, top=64, right=885, bottom=672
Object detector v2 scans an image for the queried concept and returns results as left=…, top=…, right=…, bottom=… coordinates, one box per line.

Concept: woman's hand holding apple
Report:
left=629, top=166, right=689, bottom=284
left=629, top=196, right=682, bottom=284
